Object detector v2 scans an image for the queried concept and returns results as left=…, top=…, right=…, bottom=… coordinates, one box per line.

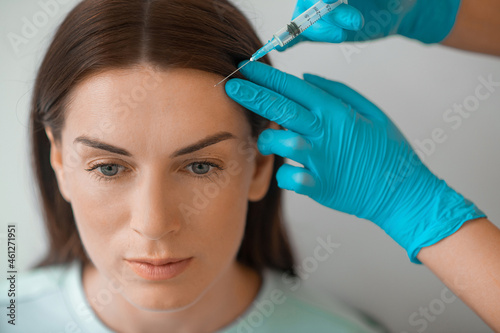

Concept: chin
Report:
left=121, top=283, right=206, bottom=312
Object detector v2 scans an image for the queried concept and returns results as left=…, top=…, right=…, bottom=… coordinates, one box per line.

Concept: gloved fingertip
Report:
left=276, top=174, right=293, bottom=191
left=275, top=45, right=287, bottom=53
left=257, top=131, right=275, bottom=155
left=224, top=79, right=240, bottom=95
left=327, top=5, right=364, bottom=31
left=303, top=73, right=323, bottom=83
left=352, top=9, right=365, bottom=31
left=276, top=168, right=316, bottom=195
left=294, top=172, right=316, bottom=189
left=225, top=79, right=257, bottom=101
left=311, top=25, right=347, bottom=43
left=256, top=142, right=272, bottom=155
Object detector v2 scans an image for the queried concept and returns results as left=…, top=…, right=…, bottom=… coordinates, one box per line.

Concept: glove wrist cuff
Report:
left=386, top=179, right=486, bottom=264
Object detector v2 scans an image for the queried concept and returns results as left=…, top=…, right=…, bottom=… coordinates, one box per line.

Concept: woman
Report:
left=0, top=0, right=387, bottom=332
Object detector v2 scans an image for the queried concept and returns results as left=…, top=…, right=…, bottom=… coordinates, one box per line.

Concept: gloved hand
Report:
left=285, top=0, right=461, bottom=47
left=225, top=61, right=485, bottom=264
left=275, top=1, right=364, bottom=47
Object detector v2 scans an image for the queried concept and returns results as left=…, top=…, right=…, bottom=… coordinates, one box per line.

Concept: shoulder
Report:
left=221, top=269, right=388, bottom=333
left=0, top=261, right=83, bottom=332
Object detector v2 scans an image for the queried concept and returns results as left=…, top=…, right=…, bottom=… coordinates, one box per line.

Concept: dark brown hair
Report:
left=30, top=0, right=296, bottom=276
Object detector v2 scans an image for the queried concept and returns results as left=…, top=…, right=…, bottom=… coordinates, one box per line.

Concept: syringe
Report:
left=215, top=0, right=347, bottom=87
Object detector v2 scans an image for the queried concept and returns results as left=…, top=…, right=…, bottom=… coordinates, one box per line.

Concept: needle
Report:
left=214, top=60, right=252, bottom=87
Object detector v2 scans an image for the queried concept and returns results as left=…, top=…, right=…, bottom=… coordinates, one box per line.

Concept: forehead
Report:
left=62, top=66, right=251, bottom=155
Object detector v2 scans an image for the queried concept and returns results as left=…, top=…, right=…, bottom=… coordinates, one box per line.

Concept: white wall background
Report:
left=1, top=0, right=499, bottom=332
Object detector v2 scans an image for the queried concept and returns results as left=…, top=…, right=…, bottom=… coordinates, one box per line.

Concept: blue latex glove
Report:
left=285, top=0, right=461, bottom=47
left=225, top=62, right=486, bottom=264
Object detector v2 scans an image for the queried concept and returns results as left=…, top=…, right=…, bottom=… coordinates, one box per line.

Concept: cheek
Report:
left=66, top=170, right=129, bottom=259
left=187, top=169, right=249, bottom=211
left=177, top=160, right=254, bottom=255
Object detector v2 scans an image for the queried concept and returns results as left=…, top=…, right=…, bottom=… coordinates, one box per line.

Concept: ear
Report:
left=45, top=128, right=71, bottom=203
left=247, top=122, right=280, bottom=202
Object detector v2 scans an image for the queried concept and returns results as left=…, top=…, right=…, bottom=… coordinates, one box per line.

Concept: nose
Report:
left=130, top=168, right=181, bottom=240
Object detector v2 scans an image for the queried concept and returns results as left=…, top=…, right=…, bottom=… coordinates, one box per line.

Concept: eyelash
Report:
left=84, top=160, right=225, bottom=183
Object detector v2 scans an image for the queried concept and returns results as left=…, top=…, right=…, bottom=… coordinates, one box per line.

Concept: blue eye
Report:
left=98, top=164, right=120, bottom=176
left=190, top=162, right=211, bottom=175
left=186, top=161, right=224, bottom=179
left=85, top=163, right=125, bottom=182
left=85, top=161, right=225, bottom=183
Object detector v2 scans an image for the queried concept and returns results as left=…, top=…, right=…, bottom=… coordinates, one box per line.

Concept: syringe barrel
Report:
left=272, top=0, right=347, bottom=47
left=251, top=0, right=347, bottom=60
left=272, top=25, right=296, bottom=47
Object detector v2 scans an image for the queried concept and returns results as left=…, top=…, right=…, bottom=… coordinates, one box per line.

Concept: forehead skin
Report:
left=62, top=65, right=252, bottom=162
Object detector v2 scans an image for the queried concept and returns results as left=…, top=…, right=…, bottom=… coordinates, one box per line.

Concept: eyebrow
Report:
left=73, top=131, right=237, bottom=158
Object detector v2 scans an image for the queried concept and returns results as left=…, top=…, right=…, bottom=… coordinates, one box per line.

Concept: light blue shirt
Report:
left=0, top=260, right=387, bottom=332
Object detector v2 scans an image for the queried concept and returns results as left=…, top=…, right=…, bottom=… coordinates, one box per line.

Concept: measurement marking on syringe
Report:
left=314, top=6, right=322, bottom=18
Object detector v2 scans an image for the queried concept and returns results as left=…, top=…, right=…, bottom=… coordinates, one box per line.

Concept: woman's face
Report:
left=45, top=65, right=275, bottom=310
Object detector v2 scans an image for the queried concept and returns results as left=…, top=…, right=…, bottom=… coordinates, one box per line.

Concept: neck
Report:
left=82, top=261, right=262, bottom=333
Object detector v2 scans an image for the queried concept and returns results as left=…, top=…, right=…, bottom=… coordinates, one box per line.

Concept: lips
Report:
left=125, top=257, right=193, bottom=281
left=126, top=257, right=189, bottom=266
